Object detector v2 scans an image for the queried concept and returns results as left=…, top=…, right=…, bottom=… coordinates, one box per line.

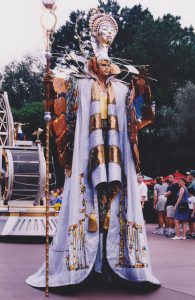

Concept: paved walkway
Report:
left=0, top=224, right=195, bottom=300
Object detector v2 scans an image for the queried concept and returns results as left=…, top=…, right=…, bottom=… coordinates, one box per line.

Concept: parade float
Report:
left=0, top=92, right=58, bottom=237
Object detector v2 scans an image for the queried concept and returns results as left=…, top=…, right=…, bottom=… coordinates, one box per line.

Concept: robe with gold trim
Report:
left=26, top=77, right=159, bottom=287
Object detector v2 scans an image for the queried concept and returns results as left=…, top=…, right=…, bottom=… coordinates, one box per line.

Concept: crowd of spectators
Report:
left=49, top=188, right=64, bottom=210
left=150, top=170, right=195, bottom=240
left=49, top=172, right=195, bottom=237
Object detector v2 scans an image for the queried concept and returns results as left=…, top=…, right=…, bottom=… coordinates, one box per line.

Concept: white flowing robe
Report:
left=26, top=78, right=159, bottom=287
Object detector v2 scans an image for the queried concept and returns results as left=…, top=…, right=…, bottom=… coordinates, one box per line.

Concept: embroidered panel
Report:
left=66, top=174, right=89, bottom=271
left=116, top=192, right=148, bottom=269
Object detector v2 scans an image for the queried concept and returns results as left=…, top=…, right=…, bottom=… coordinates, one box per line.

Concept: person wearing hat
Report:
left=188, top=170, right=195, bottom=193
left=188, top=187, right=195, bottom=238
left=186, top=172, right=191, bottom=188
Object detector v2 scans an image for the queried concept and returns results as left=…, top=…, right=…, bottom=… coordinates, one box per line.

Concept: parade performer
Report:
left=14, top=122, right=29, bottom=141
left=26, top=8, right=159, bottom=287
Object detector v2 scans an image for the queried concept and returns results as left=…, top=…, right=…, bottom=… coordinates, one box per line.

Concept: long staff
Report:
left=41, top=0, right=57, bottom=296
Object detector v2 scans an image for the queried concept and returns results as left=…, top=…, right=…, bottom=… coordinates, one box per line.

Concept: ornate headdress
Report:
left=88, top=8, right=118, bottom=61
left=89, top=9, right=118, bottom=39
left=55, top=8, right=142, bottom=80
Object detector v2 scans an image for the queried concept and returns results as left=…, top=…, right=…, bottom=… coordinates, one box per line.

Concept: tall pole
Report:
left=44, top=50, right=52, bottom=299
left=41, top=0, right=57, bottom=296
left=44, top=111, right=51, bottom=297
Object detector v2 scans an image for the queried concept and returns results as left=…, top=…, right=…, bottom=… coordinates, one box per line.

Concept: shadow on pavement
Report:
left=35, top=272, right=160, bottom=297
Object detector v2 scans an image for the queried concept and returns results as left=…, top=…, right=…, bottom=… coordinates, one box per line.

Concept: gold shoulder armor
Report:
left=53, top=78, right=67, bottom=94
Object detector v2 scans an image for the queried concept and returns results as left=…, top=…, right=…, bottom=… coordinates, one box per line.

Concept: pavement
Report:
left=0, top=224, right=195, bottom=300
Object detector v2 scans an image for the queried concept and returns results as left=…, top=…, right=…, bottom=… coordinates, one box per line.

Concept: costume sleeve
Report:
left=132, top=75, right=155, bottom=130
left=125, top=70, right=155, bottom=173
left=44, top=71, right=78, bottom=170
left=52, top=77, right=79, bottom=170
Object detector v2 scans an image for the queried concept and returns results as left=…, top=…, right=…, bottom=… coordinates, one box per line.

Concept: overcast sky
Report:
left=0, top=0, right=195, bottom=69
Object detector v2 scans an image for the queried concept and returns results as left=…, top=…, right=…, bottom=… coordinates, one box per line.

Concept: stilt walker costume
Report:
left=26, top=8, right=159, bottom=287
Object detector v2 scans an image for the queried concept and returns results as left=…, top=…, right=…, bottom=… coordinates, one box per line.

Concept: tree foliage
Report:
left=159, top=82, right=195, bottom=169
left=12, top=101, right=45, bottom=140
left=0, top=56, right=44, bottom=108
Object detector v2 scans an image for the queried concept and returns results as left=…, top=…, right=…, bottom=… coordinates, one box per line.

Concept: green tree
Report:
left=12, top=101, right=44, bottom=140
left=158, top=82, right=195, bottom=171
left=0, top=56, right=44, bottom=108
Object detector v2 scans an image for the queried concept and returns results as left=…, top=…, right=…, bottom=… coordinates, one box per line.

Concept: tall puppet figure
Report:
left=26, top=8, right=159, bottom=287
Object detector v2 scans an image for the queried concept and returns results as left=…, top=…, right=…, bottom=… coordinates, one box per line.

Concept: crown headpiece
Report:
left=88, top=9, right=118, bottom=61
left=89, top=8, right=118, bottom=41
left=56, top=8, right=142, bottom=80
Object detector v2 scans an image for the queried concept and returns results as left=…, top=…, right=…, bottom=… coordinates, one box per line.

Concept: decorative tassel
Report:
left=103, top=210, right=110, bottom=230
left=88, top=212, right=98, bottom=232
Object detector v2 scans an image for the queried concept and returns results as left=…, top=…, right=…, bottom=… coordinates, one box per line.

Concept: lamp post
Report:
left=41, top=0, right=57, bottom=297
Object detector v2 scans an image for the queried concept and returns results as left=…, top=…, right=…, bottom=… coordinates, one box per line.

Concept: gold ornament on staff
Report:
left=41, top=0, right=57, bottom=297
left=32, top=128, right=44, bottom=144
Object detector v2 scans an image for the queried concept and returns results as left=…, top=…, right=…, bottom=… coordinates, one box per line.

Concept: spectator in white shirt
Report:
left=137, top=174, right=148, bottom=220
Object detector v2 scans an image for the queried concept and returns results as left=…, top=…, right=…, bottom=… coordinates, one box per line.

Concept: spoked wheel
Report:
left=0, top=92, right=14, bottom=146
